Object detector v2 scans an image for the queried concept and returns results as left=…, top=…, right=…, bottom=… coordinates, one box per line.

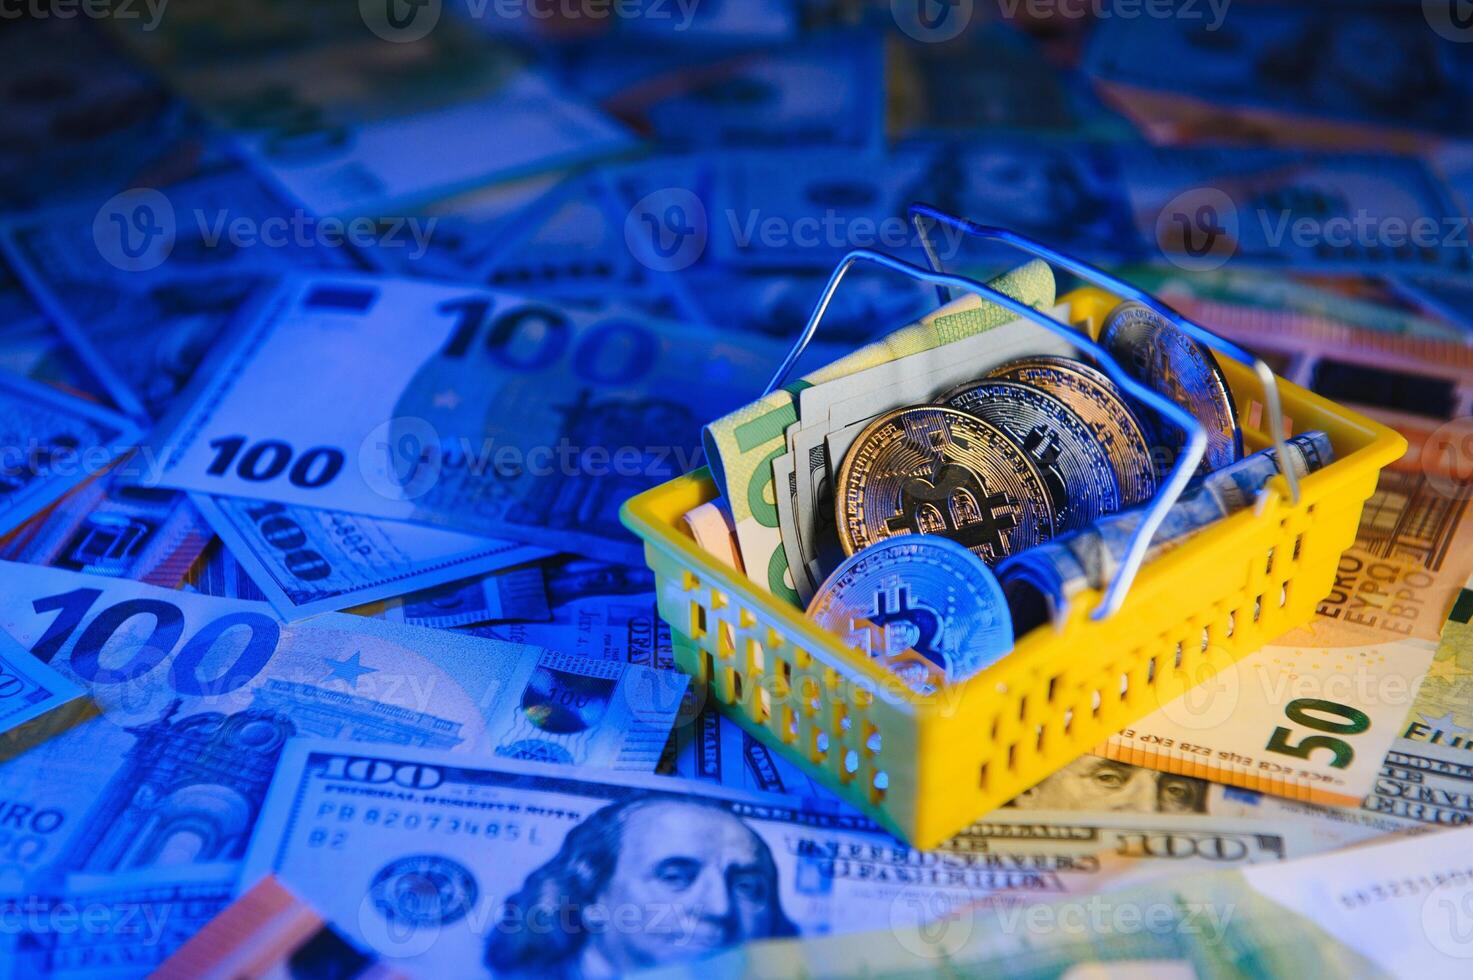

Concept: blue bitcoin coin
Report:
left=808, top=535, right=1013, bottom=689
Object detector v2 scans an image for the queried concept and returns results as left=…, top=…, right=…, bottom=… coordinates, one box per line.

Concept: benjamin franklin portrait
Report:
left=486, top=793, right=797, bottom=979
left=1008, top=755, right=1210, bottom=814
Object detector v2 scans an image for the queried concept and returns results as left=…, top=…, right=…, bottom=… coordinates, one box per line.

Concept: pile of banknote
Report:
left=4, top=2, right=1473, bottom=978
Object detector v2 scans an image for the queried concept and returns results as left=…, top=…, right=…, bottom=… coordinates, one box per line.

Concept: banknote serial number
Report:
left=1117, top=733, right=1215, bottom=756
left=305, top=804, right=533, bottom=851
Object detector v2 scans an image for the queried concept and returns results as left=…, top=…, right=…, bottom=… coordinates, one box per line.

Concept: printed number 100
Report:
left=207, top=436, right=344, bottom=489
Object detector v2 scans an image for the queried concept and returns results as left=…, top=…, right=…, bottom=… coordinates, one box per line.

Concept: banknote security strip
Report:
left=622, top=219, right=1406, bottom=847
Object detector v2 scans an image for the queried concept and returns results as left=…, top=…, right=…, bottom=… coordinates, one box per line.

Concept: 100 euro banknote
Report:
left=0, top=561, right=687, bottom=891
left=142, top=274, right=785, bottom=563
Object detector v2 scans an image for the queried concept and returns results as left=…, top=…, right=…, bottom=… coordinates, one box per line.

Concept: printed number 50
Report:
left=207, top=436, right=344, bottom=489
left=1264, top=697, right=1370, bottom=770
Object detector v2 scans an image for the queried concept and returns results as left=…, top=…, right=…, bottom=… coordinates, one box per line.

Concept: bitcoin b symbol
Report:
left=885, top=463, right=1018, bottom=561
left=864, top=585, right=945, bottom=670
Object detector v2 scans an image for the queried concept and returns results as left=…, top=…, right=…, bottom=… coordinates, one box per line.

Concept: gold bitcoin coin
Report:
left=835, top=406, right=1056, bottom=564
left=936, top=379, right=1123, bottom=532
left=986, top=355, right=1158, bottom=506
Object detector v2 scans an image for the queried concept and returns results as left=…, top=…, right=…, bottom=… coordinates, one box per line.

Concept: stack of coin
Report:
left=831, top=353, right=1159, bottom=567
left=804, top=299, right=1260, bottom=685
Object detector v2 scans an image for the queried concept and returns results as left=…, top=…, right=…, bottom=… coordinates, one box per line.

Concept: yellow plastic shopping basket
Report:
left=621, top=208, right=1406, bottom=848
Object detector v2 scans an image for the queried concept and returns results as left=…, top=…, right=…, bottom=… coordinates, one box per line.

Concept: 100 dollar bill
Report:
left=0, top=373, right=141, bottom=536
left=1, top=476, right=211, bottom=587
left=108, top=0, right=635, bottom=216
left=0, top=627, right=89, bottom=760
left=194, top=493, right=549, bottom=620
left=243, top=739, right=1337, bottom=977
left=0, top=163, right=355, bottom=420
left=675, top=824, right=1473, bottom=979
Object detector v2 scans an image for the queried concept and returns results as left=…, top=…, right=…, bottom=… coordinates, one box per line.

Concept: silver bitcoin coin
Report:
left=808, top=535, right=1013, bottom=688
left=986, top=355, right=1158, bottom=506
left=1099, top=301, right=1242, bottom=474
left=936, top=379, right=1123, bottom=531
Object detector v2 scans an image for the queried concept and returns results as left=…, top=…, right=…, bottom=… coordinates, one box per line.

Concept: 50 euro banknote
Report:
left=702, top=258, right=1055, bottom=606
left=1098, top=304, right=1473, bottom=812
left=1363, top=575, right=1473, bottom=826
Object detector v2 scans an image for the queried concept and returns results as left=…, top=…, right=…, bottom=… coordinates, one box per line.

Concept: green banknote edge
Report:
left=656, top=869, right=1389, bottom=979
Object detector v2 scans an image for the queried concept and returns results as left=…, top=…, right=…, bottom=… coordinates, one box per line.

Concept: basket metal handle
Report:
left=907, top=203, right=1298, bottom=504
left=761, top=209, right=1290, bottom=622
